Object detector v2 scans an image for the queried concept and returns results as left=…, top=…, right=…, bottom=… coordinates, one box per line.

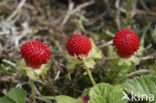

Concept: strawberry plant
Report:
left=66, top=34, right=102, bottom=85
left=17, top=40, right=52, bottom=79
left=0, top=1, right=156, bottom=103
left=16, top=40, right=53, bottom=103
left=54, top=30, right=155, bottom=103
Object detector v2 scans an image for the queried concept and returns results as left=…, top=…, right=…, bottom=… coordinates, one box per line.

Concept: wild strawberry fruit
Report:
left=66, top=35, right=91, bottom=58
left=113, top=29, right=140, bottom=58
left=21, top=41, right=50, bottom=69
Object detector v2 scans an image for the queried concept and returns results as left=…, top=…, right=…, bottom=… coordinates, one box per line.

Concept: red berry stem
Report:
left=66, top=35, right=96, bottom=85
left=30, top=80, right=36, bottom=103
left=85, top=67, right=96, bottom=85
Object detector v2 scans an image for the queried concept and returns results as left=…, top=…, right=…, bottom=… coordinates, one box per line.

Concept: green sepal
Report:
left=84, top=58, right=95, bottom=68
left=108, top=45, right=144, bottom=66
left=65, top=54, right=83, bottom=69
left=118, top=46, right=144, bottom=66
left=88, top=39, right=102, bottom=59
left=16, top=59, right=52, bottom=80
left=55, top=95, right=81, bottom=103
left=66, top=39, right=102, bottom=69
left=88, top=96, right=106, bottom=103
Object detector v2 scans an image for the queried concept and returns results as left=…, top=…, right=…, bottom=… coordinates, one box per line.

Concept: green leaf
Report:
left=16, top=59, right=52, bottom=79
left=84, top=59, right=95, bottom=68
left=108, top=45, right=118, bottom=59
left=66, top=62, right=77, bottom=69
left=105, top=47, right=136, bottom=84
left=8, top=88, right=27, bottom=103
left=26, top=71, right=39, bottom=80
left=55, top=95, right=81, bottom=103
left=0, top=96, right=16, bottom=103
left=65, top=54, right=83, bottom=70
left=88, top=96, right=106, bottom=103
left=89, top=83, right=128, bottom=103
left=108, top=45, right=143, bottom=67
left=81, top=89, right=89, bottom=96
left=89, top=39, right=102, bottom=59
left=0, top=88, right=26, bottom=103
left=122, top=75, right=156, bottom=101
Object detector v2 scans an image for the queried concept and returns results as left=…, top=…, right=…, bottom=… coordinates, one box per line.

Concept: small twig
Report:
left=115, top=0, right=156, bottom=16
left=33, top=79, right=46, bottom=85
left=27, top=94, right=52, bottom=103
left=104, top=29, right=114, bottom=37
left=116, top=69, right=151, bottom=83
left=98, top=40, right=113, bottom=48
left=130, top=0, right=137, bottom=18
left=49, top=31, right=65, bottom=56
left=0, top=74, right=17, bottom=82
left=2, top=59, right=16, bottom=67
left=140, top=0, right=150, bottom=13
left=38, top=19, right=66, bottom=38
left=7, top=0, right=26, bottom=21
left=115, top=0, right=126, bottom=13
left=72, top=0, right=94, bottom=13
left=0, top=31, right=10, bottom=35
left=0, top=43, right=3, bottom=55
left=142, top=52, right=156, bottom=61
left=115, top=0, right=123, bottom=29
left=136, top=9, right=156, bottom=16
left=61, top=0, right=74, bottom=27
left=46, top=76, right=56, bottom=96
left=15, top=22, right=31, bottom=51
left=61, top=0, right=94, bottom=27
left=54, top=70, right=61, bottom=81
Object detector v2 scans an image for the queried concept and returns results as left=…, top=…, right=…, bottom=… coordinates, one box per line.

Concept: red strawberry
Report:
left=66, top=35, right=91, bottom=58
left=113, top=29, right=140, bottom=58
left=20, top=41, right=50, bottom=69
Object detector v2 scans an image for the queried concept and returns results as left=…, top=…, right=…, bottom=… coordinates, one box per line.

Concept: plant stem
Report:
left=46, top=76, right=56, bottom=96
left=127, top=69, right=151, bottom=77
left=115, top=69, right=151, bottom=83
left=85, top=67, right=96, bottom=85
left=30, top=80, right=36, bottom=103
